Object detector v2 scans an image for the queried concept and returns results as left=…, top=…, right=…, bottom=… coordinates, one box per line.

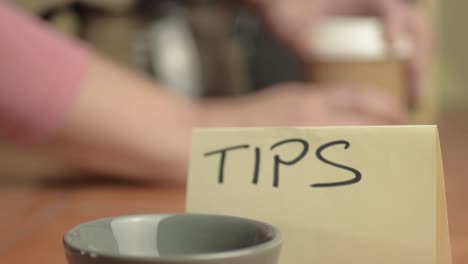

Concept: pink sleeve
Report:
left=0, top=3, right=90, bottom=145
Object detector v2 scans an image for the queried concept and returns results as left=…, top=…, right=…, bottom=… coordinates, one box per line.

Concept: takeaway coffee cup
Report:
left=306, top=17, right=413, bottom=107
left=63, top=213, right=282, bottom=264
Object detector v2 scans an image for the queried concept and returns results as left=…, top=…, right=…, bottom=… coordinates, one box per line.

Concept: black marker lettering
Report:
left=270, top=139, right=309, bottom=188
left=312, top=140, right=362, bottom=188
left=204, top=145, right=250, bottom=184
left=252, top=147, right=261, bottom=184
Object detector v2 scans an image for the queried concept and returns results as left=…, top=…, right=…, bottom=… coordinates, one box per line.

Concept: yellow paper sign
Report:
left=186, top=126, right=451, bottom=264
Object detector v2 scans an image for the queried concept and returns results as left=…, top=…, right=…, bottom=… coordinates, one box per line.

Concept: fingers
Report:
left=324, top=85, right=406, bottom=124
left=380, top=0, right=406, bottom=46
left=402, top=7, right=433, bottom=106
left=329, top=113, right=399, bottom=126
left=268, top=0, right=323, bottom=59
left=362, top=0, right=432, bottom=106
left=220, top=82, right=406, bottom=127
left=380, top=1, right=432, bottom=106
left=256, top=0, right=335, bottom=60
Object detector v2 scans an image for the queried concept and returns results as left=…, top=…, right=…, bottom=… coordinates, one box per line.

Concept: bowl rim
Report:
left=63, top=213, right=282, bottom=262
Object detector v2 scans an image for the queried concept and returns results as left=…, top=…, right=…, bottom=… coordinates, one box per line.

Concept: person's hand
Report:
left=247, top=0, right=432, bottom=105
left=196, top=82, right=405, bottom=127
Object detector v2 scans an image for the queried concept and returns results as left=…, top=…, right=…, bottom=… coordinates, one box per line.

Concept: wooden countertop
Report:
left=0, top=113, right=467, bottom=263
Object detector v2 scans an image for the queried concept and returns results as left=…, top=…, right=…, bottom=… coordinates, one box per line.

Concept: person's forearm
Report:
left=39, top=54, right=197, bottom=183
left=0, top=2, right=195, bottom=182
left=0, top=2, right=89, bottom=144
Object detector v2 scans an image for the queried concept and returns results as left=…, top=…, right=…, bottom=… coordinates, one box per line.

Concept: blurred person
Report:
left=247, top=0, right=432, bottom=105
left=0, top=0, right=429, bottom=183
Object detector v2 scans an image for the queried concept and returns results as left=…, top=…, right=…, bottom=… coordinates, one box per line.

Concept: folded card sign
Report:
left=186, top=126, right=452, bottom=264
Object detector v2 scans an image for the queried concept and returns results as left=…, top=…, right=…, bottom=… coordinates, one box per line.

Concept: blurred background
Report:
left=0, top=0, right=462, bottom=179
left=4, top=3, right=468, bottom=263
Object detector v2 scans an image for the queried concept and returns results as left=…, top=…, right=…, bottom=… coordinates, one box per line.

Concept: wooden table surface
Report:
left=0, top=113, right=467, bottom=263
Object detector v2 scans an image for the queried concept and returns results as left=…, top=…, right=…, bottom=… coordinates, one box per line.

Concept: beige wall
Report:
left=411, top=0, right=468, bottom=120
left=439, top=0, right=468, bottom=111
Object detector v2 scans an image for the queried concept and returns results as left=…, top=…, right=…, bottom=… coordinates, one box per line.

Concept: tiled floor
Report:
left=0, top=113, right=467, bottom=263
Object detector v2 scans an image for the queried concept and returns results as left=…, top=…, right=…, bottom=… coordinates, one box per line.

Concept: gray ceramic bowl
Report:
left=63, top=213, right=282, bottom=264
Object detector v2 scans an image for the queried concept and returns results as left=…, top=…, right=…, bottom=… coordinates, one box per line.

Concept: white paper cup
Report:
left=306, top=16, right=413, bottom=107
